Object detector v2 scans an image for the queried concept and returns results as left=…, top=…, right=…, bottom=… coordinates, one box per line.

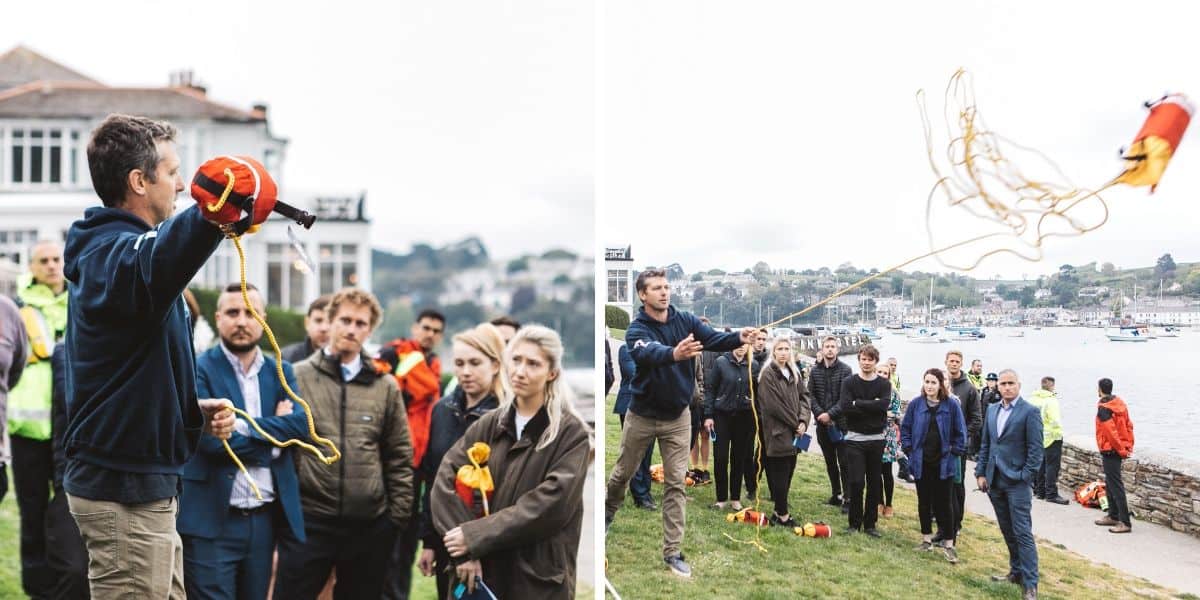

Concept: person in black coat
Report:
left=703, top=345, right=761, bottom=509
left=415, top=324, right=504, bottom=600
left=807, top=336, right=853, bottom=509
left=47, top=343, right=89, bottom=599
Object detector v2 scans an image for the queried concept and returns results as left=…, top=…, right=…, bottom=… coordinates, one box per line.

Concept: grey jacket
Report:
left=0, top=296, right=29, bottom=464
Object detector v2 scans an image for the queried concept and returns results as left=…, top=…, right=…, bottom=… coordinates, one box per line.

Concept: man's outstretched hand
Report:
left=199, top=398, right=236, bottom=440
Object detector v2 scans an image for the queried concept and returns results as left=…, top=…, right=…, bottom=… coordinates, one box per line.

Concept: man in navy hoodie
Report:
left=63, top=114, right=242, bottom=598
left=604, top=268, right=753, bottom=578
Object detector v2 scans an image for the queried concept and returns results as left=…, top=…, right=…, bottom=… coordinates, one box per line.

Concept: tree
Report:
left=707, top=268, right=726, bottom=276
left=510, top=285, right=537, bottom=314
left=1156, top=253, right=1177, bottom=278
left=1101, top=262, right=1116, bottom=275
left=1018, top=286, right=1035, bottom=308
left=506, top=257, right=529, bottom=274
left=752, top=261, right=771, bottom=277
left=693, top=286, right=707, bottom=302
left=890, top=274, right=904, bottom=295
left=691, top=272, right=704, bottom=282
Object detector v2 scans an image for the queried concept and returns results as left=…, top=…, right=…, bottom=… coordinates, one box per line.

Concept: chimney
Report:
left=169, top=69, right=206, bottom=96
left=251, top=102, right=269, bottom=120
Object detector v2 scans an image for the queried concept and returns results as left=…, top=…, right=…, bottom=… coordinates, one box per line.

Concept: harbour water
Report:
left=866, top=327, right=1198, bottom=460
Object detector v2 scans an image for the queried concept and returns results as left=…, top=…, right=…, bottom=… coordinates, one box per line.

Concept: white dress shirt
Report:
left=220, top=343, right=277, bottom=509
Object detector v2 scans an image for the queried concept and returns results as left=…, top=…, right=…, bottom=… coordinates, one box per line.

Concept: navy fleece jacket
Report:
left=625, top=306, right=744, bottom=420
left=63, top=205, right=223, bottom=477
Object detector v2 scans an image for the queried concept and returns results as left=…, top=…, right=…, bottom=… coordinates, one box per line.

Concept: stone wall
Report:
left=1058, top=434, right=1200, bottom=538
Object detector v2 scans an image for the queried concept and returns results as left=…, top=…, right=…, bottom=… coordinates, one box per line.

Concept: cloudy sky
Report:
left=600, top=0, right=1200, bottom=278
left=4, top=0, right=593, bottom=260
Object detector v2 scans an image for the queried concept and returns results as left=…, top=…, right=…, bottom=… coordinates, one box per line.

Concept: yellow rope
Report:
left=206, top=168, right=236, bottom=213
left=727, top=68, right=1132, bottom=550
left=206, top=225, right=342, bottom=500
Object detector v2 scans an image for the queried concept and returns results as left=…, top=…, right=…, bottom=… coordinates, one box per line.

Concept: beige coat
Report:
left=758, top=361, right=813, bottom=458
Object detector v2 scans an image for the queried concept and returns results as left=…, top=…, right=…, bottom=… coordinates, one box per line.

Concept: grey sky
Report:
left=5, top=0, right=594, bottom=260
left=600, top=0, right=1200, bottom=278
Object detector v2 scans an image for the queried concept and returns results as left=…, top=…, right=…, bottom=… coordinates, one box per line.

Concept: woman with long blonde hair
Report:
left=756, top=337, right=812, bottom=526
left=432, top=325, right=590, bottom=599
left=416, top=322, right=507, bottom=598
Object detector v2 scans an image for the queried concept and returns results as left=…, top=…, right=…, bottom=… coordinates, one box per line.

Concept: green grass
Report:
left=0, top=470, right=23, bottom=599
left=602, top=398, right=1182, bottom=599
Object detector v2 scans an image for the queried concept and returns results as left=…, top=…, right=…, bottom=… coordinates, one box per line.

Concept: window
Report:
left=608, top=269, right=628, bottom=303
left=266, top=243, right=309, bottom=310
left=4, top=126, right=84, bottom=188
left=0, top=229, right=39, bottom=266
left=318, top=243, right=358, bottom=294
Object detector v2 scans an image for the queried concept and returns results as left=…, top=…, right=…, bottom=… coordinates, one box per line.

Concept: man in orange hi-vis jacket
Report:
left=376, top=308, right=445, bottom=600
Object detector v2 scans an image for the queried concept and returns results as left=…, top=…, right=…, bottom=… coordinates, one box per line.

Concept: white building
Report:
left=0, top=46, right=370, bottom=310
left=605, top=245, right=635, bottom=316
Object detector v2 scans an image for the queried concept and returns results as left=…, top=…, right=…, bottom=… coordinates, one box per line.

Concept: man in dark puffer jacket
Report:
left=807, top=336, right=853, bottom=510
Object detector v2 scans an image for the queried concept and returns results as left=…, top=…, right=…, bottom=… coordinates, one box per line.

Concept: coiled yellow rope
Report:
left=203, top=171, right=340, bottom=500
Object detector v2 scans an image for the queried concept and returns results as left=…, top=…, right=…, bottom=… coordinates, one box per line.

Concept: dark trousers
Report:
left=1102, top=453, right=1131, bottom=526
left=916, top=470, right=955, bottom=541
left=843, top=439, right=884, bottom=530
left=1034, top=440, right=1063, bottom=498
left=383, top=498, right=422, bottom=600
left=274, top=514, right=397, bottom=600
left=713, top=411, right=756, bottom=502
left=763, top=454, right=797, bottom=517
left=11, top=434, right=54, bottom=598
left=815, top=423, right=847, bottom=498
left=44, top=487, right=89, bottom=599
left=988, top=473, right=1039, bottom=587
left=881, top=462, right=895, bottom=506
left=953, top=454, right=966, bottom=532
left=182, top=505, right=276, bottom=600
left=619, top=413, right=655, bottom=502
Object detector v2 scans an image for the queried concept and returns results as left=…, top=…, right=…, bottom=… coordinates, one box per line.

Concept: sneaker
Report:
left=863, top=528, right=882, bottom=538
left=1045, top=495, right=1069, bottom=505
left=843, top=526, right=858, bottom=535
left=664, top=554, right=691, bottom=578
left=697, top=470, right=712, bottom=484
left=730, top=501, right=744, bottom=512
left=943, top=546, right=959, bottom=563
left=826, top=495, right=842, bottom=507
left=931, top=532, right=945, bottom=544
left=770, top=514, right=798, bottom=528
left=1094, top=515, right=1119, bottom=526
left=635, top=497, right=657, bottom=510
left=1108, top=523, right=1132, bottom=534
left=711, top=501, right=726, bottom=511
left=915, top=541, right=933, bottom=551
left=990, top=572, right=1022, bottom=585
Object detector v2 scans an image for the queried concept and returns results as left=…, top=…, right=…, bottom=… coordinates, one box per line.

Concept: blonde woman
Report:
left=756, top=337, right=812, bottom=527
left=417, top=323, right=507, bottom=599
left=432, top=325, right=590, bottom=599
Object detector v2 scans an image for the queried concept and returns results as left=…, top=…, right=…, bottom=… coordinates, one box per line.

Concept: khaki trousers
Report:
left=68, top=494, right=185, bottom=599
left=605, top=409, right=691, bottom=558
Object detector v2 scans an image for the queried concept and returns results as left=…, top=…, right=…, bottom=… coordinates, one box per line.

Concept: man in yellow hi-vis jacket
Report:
left=9, top=240, right=68, bottom=598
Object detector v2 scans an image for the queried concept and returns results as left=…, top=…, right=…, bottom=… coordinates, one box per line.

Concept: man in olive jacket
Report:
left=273, top=288, right=414, bottom=600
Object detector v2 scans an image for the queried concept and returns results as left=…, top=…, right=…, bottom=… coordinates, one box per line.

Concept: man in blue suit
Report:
left=179, top=283, right=311, bottom=599
left=975, top=369, right=1044, bottom=600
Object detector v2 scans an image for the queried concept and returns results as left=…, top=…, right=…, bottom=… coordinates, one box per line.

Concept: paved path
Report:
left=953, top=459, right=1200, bottom=595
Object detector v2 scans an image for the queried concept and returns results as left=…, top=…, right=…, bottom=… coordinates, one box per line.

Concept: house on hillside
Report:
left=0, top=45, right=370, bottom=310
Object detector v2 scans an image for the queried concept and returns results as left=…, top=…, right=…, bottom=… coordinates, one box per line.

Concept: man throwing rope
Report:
left=63, top=114, right=254, bottom=598
left=605, top=269, right=754, bottom=578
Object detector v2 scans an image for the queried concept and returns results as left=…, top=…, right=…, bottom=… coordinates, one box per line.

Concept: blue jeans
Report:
left=988, top=473, right=1038, bottom=587
left=620, top=413, right=656, bottom=502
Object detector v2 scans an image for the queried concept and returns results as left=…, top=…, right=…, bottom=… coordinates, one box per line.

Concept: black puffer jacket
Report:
left=950, top=373, right=983, bottom=454
left=418, top=387, right=499, bottom=550
left=704, top=352, right=761, bottom=417
left=807, top=357, right=853, bottom=421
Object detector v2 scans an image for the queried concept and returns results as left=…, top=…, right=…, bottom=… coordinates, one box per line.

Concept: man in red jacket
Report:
left=377, top=308, right=444, bottom=600
left=1094, top=377, right=1134, bottom=534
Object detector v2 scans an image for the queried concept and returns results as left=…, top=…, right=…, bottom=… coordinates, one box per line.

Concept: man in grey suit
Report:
left=975, top=369, right=1043, bottom=600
